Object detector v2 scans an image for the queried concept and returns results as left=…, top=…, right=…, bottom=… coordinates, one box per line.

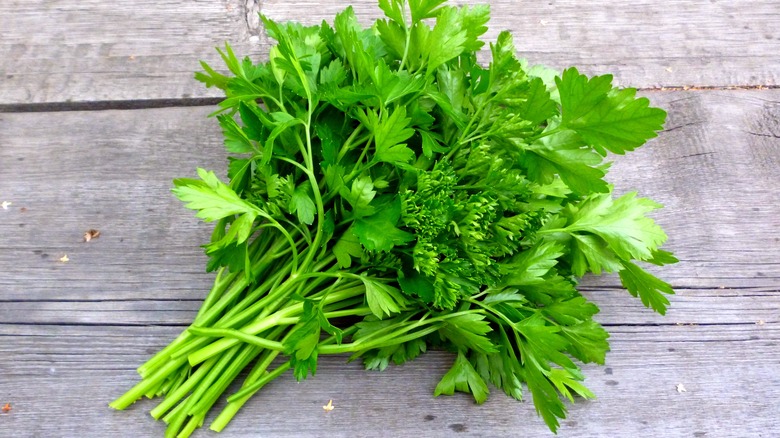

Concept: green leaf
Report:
left=561, top=321, right=610, bottom=365
left=362, top=338, right=427, bottom=371
left=369, top=106, right=415, bottom=164
left=263, top=115, right=305, bottom=165
left=568, top=192, right=668, bottom=261
left=194, top=61, right=229, bottom=89
left=378, top=0, right=404, bottom=24
left=524, top=129, right=609, bottom=194
left=500, top=241, right=565, bottom=286
left=361, top=277, right=409, bottom=319
left=619, top=261, right=675, bottom=314
left=515, top=315, right=575, bottom=371
left=434, top=351, right=490, bottom=404
left=217, top=114, right=253, bottom=153
left=425, top=7, right=466, bottom=72
left=376, top=19, right=406, bottom=60
left=438, top=313, right=497, bottom=354
left=353, top=199, right=414, bottom=252
left=542, top=296, right=600, bottom=326
left=314, top=117, right=343, bottom=166
left=397, top=269, right=436, bottom=303
left=340, top=175, right=377, bottom=218
left=557, top=67, right=667, bottom=155
left=289, top=184, right=316, bottom=225
left=648, top=249, right=679, bottom=266
left=420, top=130, right=448, bottom=158
left=204, top=211, right=257, bottom=253
left=409, top=0, right=447, bottom=21
left=546, top=368, right=595, bottom=402
left=332, top=226, right=363, bottom=268
left=317, top=308, right=344, bottom=344
left=517, top=77, right=557, bottom=125
left=570, top=234, right=623, bottom=276
left=172, top=168, right=259, bottom=222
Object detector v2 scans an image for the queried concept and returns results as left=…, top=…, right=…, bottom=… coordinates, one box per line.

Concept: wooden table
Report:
left=1, top=1, right=778, bottom=436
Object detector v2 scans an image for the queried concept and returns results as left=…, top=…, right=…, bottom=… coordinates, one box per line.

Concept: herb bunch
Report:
left=111, top=0, right=677, bottom=434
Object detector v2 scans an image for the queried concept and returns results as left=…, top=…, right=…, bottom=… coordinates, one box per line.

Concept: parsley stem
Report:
left=188, top=327, right=285, bottom=351
left=399, top=1, right=412, bottom=70
left=225, top=326, right=356, bottom=403
left=336, top=125, right=365, bottom=161
left=210, top=348, right=282, bottom=431
left=149, top=358, right=217, bottom=419
left=110, top=356, right=189, bottom=410
left=186, top=284, right=366, bottom=365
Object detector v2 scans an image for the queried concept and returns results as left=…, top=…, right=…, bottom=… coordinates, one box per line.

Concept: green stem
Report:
left=227, top=362, right=292, bottom=403
left=150, top=358, right=217, bottom=420
left=176, top=413, right=204, bottom=438
left=162, top=395, right=189, bottom=424
left=188, top=327, right=285, bottom=351
left=399, top=1, right=412, bottom=70
left=336, top=125, right=365, bottom=161
left=186, top=285, right=365, bottom=365
left=188, top=344, right=261, bottom=417
left=110, top=356, right=188, bottom=410
left=210, top=348, right=281, bottom=432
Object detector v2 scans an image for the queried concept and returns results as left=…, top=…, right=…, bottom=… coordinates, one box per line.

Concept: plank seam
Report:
left=0, top=98, right=222, bottom=113
left=1, top=86, right=779, bottom=114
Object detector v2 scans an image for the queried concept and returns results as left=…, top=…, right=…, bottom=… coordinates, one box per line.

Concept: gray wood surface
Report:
left=263, top=0, right=780, bottom=89
left=2, top=0, right=779, bottom=105
left=1, top=91, right=778, bottom=437
left=0, top=0, right=261, bottom=105
left=1, top=324, right=777, bottom=437
left=2, top=0, right=779, bottom=436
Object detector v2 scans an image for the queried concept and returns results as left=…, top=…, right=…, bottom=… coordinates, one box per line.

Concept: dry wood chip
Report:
left=59, top=254, right=70, bottom=263
left=322, top=399, right=334, bottom=412
left=83, top=229, right=101, bottom=242
left=676, top=384, right=687, bottom=393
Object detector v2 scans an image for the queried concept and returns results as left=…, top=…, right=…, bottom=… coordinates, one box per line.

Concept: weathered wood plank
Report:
left=262, top=0, right=780, bottom=88
left=1, top=91, right=777, bottom=304
left=0, top=0, right=261, bottom=104
left=0, top=286, right=775, bottom=326
left=0, top=324, right=777, bottom=437
left=2, top=1, right=779, bottom=104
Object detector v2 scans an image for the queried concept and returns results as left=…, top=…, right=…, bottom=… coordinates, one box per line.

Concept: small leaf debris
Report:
left=83, top=229, right=101, bottom=242
left=1, top=403, right=11, bottom=413
left=59, top=254, right=70, bottom=263
left=676, top=384, right=687, bottom=393
left=1, top=201, right=11, bottom=210
left=322, top=399, right=334, bottom=412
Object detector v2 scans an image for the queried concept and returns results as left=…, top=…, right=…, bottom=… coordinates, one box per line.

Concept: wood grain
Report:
left=0, top=324, right=777, bottom=437
left=1, top=92, right=777, bottom=299
left=0, top=88, right=778, bottom=436
left=0, top=0, right=262, bottom=105
left=262, top=0, right=780, bottom=88
left=2, top=0, right=779, bottom=105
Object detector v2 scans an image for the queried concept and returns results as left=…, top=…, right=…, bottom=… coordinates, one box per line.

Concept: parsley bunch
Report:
left=111, top=0, right=677, bottom=434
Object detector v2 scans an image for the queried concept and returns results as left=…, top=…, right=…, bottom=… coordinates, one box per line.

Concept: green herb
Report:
left=111, top=0, right=677, bottom=435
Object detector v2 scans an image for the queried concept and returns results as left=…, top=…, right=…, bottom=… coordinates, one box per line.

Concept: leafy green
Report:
left=112, top=1, right=677, bottom=436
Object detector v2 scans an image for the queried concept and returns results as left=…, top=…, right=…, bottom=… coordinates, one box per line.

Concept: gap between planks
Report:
left=2, top=85, right=780, bottom=114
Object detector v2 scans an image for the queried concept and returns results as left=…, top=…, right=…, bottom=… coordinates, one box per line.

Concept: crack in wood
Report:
left=662, top=120, right=706, bottom=133
left=244, top=0, right=262, bottom=37
left=745, top=130, right=780, bottom=139
left=0, top=98, right=222, bottom=113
